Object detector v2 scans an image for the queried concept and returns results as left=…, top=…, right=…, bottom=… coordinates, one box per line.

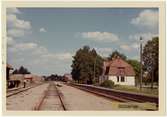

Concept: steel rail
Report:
left=7, top=83, right=44, bottom=97
left=54, top=84, right=66, bottom=110
left=34, top=82, right=66, bottom=111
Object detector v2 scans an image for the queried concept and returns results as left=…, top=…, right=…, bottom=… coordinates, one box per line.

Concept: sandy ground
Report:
left=6, top=81, right=157, bottom=111
left=6, top=83, right=49, bottom=110
left=56, top=82, right=157, bottom=111
left=56, top=82, right=117, bottom=110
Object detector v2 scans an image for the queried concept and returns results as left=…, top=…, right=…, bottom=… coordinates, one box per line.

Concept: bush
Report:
left=100, top=80, right=115, bottom=88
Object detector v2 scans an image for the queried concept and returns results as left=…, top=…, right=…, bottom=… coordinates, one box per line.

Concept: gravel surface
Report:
left=6, top=83, right=49, bottom=110
left=6, top=81, right=156, bottom=111
left=56, top=82, right=117, bottom=110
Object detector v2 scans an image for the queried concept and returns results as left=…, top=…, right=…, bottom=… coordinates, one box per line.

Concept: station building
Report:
left=9, top=74, right=44, bottom=88
left=100, top=57, right=135, bottom=86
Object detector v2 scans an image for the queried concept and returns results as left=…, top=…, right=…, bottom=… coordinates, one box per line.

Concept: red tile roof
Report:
left=104, top=58, right=135, bottom=76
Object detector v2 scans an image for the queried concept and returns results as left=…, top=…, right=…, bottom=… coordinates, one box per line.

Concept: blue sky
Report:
left=7, top=8, right=158, bottom=75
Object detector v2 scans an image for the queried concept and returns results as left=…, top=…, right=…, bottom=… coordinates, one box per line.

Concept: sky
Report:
left=7, top=8, right=158, bottom=76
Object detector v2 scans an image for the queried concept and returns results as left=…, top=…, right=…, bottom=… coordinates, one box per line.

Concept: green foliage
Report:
left=100, top=80, right=115, bottom=88
left=127, top=59, right=140, bottom=86
left=113, top=85, right=158, bottom=96
left=108, top=50, right=139, bottom=75
left=107, top=50, right=141, bottom=85
left=127, top=60, right=140, bottom=77
left=13, top=66, right=31, bottom=74
left=12, top=69, right=19, bottom=74
left=71, top=45, right=103, bottom=84
left=143, top=37, right=158, bottom=82
left=108, top=50, right=127, bottom=61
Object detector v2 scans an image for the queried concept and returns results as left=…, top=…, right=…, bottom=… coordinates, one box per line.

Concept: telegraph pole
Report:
left=140, top=37, right=143, bottom=91
left=94, top=55, right=97, bottom=84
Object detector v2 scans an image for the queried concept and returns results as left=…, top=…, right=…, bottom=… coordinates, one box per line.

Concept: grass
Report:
left=113, top=85, right=158, bottom=97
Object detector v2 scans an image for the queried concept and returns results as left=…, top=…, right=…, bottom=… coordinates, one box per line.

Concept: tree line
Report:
left=71, top=37, right=159, bottom=87
left=71, top=46, right=103, bottom=84
left=12, top=66, right=31, bottom=74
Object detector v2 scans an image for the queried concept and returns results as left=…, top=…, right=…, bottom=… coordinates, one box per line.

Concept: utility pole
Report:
left=140, top=37, right=143, bottom=91
left=151, top=59, right=154, bottom=89
left=94, top=55, right=97, bottom=84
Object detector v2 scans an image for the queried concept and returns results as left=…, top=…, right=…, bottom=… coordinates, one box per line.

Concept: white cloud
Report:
left=131, top=43, right=139, bottom=49
left=7, top=14, right=17, bottom=24
left=120, top=44, right=131, bottom=51
left=9, top=42, right=38, bottom=52
left=32, top=46, right=48, bottom=55
left=129, top=32, right=158, bottom=45
left=41, top=52, right=73, bottom=61
left=7, top=8, right=21, bottom=14
left=7, top=14, right=31, bottom=30
left=80, top=32, right=119, bottom=42
left=7, top=36, right=15, bottom=46
left=94, top=47, right=112, bottom=57
left=56, top=53, right=73, bottom=60
left=8, top=29, right=25, bottom=37
left=8, top=40, right=73, bottom=75
left=39, top=28, right=47, bottom=32
left=120, top=32, right=158, bottom=52
left=16, top=43, right=37, bottom=50
left=131, top=10, right=158, bottom=30
left=8, top=40, right=73, bottom=66
left=97, top=48, right=112, bottom=53
left=14, top=19, right=31, bottom=30
left=6, top=8, right=71, bottom=75
left=120, top=42, right=140, bottom=52
left=7, top=8, right=32, bottom=38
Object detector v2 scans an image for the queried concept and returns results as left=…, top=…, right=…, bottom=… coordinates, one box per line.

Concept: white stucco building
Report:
left=101, top=57, right=135, bottom=86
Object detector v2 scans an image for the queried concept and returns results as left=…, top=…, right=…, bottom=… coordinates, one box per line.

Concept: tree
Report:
left=13, top=66, right=31, bottom=74
left=12, top=69, right=19, bottom=74
left=127, top=59, right=140, bottom=86
left=108, top=50, right=127, bottom=61
left=71, top=46, right=103, bottom=84
left=143, top=37, right=158, bottom=88
left=13, top=66, right=30, bottom=74
left=18, top=66, right=30, bottom=74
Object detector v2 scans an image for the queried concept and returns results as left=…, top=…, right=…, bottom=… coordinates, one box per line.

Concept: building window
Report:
left=121, top=76, right=125, bottom=82
left=117, top=76, right=119, bottom=82
left=105, top=67, right=110, bottom=75
left=118, top=67, right=125, bottom=76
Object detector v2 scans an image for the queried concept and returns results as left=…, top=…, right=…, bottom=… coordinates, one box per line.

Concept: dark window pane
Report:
left=117, top=76, right=119, bottom=82
left=121, top=76, right=125, bottom=82
left=105, top=67, right=110, bottom=75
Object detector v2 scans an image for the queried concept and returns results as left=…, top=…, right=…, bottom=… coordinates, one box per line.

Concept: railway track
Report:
left=7, top=83, right=44, bottom=97
left=34, top=82, right=66, bottom=111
